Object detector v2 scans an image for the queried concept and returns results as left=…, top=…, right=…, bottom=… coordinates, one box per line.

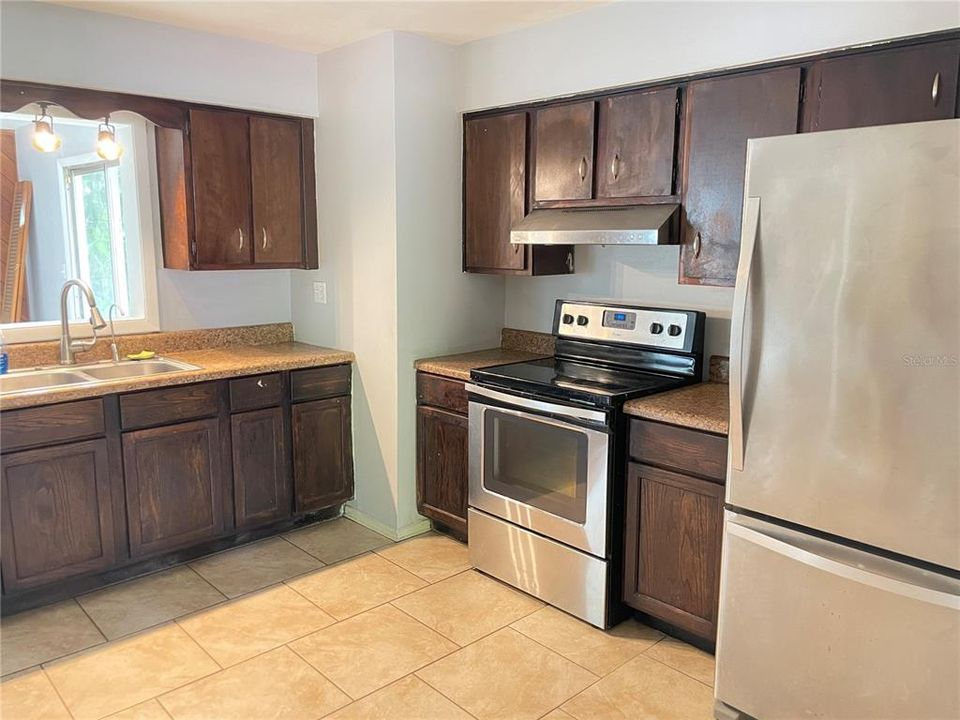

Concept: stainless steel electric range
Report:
left=466, top=299, right=705, bottom=628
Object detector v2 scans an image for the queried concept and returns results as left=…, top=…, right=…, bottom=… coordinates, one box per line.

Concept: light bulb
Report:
left=32, top=116, right=61, bottom=153
left=96, top=119, right=123, bottom=161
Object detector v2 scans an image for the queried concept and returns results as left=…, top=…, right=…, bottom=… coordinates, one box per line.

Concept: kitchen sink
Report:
left=0, top=369, right=93, bottom=394
left=0, top=358, right=200, bottom=396
left=79, top=359, right=198, bottom=380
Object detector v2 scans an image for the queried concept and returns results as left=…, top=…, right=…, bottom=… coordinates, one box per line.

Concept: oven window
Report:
left=483, top=409, right=589, bottom=524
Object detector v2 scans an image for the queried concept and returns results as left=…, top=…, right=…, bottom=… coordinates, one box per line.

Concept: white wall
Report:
left=459, top=0, right=960, bottom=360
left=394, top=32, right=504, bottom=531
left=0, top=1, right=317, bottom=331
left=292, top=32, right=401, bottom=533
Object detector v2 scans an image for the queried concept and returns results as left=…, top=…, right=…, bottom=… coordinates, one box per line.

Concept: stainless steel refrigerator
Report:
left=715, top=119, right=960, bottom=720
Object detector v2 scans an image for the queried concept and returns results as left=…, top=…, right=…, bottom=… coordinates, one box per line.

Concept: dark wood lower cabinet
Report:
left=123, top=418, right=227, bottom=559
left=416, top=405, right=468, bottom=536
left=232, top=407, right=291, bottom=529
left=625, top=417, right=728, bottom=644
left=623, top=462, right=723, bottom=642
left=292, top=396, right=354, bottom=512
left=1, top=364, right=353, bottom=611
left=0, top=439, right=117, bottom=592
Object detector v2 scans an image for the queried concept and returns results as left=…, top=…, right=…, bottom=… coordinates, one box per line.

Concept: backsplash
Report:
left=6, top=323, right=294, bottom=369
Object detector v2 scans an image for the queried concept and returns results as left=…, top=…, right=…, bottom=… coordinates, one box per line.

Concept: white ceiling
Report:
left=48, top=0, right=607, bottom=54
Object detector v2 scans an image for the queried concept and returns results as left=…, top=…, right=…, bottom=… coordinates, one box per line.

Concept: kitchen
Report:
left=0, top=2, right=958, bottom=719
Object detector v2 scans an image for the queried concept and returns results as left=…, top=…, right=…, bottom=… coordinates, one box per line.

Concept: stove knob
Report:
left=668, top=324, right=682, bottom=336
left=649, top=322, right=663, bottom=334
left=576, top=315, right=589, bottom=326
left=562, top=314, right=575, bottom=325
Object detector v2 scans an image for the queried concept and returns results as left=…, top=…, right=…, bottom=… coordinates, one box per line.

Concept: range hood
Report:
left=510, top=205, right=678, bottom=245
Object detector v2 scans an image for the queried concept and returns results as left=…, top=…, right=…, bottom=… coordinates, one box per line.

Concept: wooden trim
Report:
left=300, top=118, right=319, bottom=269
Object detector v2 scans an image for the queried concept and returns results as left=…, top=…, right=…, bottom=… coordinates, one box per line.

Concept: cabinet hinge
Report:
left=799, top=81, right=805, bottom=104
left=191, top=240, right=197, bottom=257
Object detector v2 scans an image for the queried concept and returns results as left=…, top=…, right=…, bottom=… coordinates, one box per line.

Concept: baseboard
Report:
left=343, top=505, right=431, bottom=541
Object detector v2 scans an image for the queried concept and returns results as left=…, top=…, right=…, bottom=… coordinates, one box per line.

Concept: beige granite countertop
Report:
left=623, top=382, right=730, bottom=435
left=1, top=342, right=354, bottom=411
left=415, top=347, right=547, bottom=382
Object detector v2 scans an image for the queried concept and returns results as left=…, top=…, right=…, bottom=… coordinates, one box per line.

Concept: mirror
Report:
left=0, top=106, right=156, bottom=333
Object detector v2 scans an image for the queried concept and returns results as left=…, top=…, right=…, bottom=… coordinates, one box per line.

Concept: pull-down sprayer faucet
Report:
left=59, top=279, right=107, bottom=365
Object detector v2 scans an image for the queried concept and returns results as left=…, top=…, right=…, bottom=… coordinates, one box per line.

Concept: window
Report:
left=0, top=111, right=159, bottom=341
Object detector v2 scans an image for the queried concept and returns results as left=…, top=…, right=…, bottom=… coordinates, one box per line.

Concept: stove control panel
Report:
left=556, top=301, right=692, bottom=351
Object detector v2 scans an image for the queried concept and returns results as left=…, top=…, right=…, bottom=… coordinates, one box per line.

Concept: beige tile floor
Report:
left=0, top=518, right=716, bottom=720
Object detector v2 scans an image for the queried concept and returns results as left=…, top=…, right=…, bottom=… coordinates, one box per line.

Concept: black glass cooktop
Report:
left=470, top=358, right=688, bottom=408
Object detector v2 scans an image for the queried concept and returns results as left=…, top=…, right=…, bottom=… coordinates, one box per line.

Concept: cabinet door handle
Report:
left=578, top=156, right=588, bottom=182
left=693, top=231, right=702, bottom=259
left=238, top=227, right=244, bottom=251
left=932, top=72, right=941, bottom=106
left=566, top=252, right=574, bottom=272
left=611, top=153, right=620, bottom=180
left=261, top=227, right=268, bottom=250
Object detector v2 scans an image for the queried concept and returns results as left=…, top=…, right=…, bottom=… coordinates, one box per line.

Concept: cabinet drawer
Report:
left=120, top=382, right=219, bottom=431
left=629, top=419, right=727, bottom=482
left=290, top=364, right=351, bottom=403
left=1, top=399, right=105, bottom=453
left=230, top=373, right=284, bottom=412
left=416, top=373, right=467, bottom=415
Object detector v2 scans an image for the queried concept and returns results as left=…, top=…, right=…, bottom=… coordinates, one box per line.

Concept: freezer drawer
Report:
left=716, top=513, right=960, bottom=720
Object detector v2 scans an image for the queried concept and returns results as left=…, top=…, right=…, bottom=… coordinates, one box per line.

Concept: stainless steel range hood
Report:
left=510, top=204, right=678, bottom=245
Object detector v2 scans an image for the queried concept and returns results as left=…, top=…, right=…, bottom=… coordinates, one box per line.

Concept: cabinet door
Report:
left=292, top=396, right=354, bottom=512
left=623, top=463, right=723, bottom=642
left=803, top=40, right=959, bottom=132
left=1, top=440, right=116, bottom=591
left=232, top=407, right=291, bottom=530
left=416, top=406, right=468, bottom=536
left=597, top=88, right=678, bottom=199
left=464, top=113, right=527, bottom=272
left=250, top=116, right=303, bottom=266
left=534, top=101, right=596, bottom=202
left=680, top=68, right=800, bottom=286
left=123, top=418, right=226, bottom=559
left=190, top=109, right=253, bottom=267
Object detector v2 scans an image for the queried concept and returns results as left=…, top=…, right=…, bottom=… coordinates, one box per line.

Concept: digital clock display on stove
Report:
left=602, top=310, right=636, bottom=330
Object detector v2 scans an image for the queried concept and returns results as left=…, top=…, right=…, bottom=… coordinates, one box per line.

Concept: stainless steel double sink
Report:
left=0, top=358, right=200, bottom=396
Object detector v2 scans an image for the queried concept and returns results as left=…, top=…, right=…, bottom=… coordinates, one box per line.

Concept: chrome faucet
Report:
left=59, top=279, right=107, bottom=365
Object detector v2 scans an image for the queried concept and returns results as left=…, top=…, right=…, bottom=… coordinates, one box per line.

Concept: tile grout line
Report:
left=38, top=666, right=79, bottom=720
left=639, top=641, right=716, bottom=690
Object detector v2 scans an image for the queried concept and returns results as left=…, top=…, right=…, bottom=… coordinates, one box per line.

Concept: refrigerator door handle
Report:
left=729, top=196, right=761, bottom=471
left=727, top=518, right=960, bottom=609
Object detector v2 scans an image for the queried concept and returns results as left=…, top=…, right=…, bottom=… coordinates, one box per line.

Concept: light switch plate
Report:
left=313, top=281, right=327, bottom=304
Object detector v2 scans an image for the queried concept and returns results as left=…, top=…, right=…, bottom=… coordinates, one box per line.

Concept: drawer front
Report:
left=416, top=373, right=467, bottom=415
left=1, top=399, right=105, bottom=453
left=290, top=364, right=351, bottom=403
left=630, top=419, right=727, bottom=482
left=120, top=382, right=219, bottom=431
left=230, top=373, right=284, bottom=412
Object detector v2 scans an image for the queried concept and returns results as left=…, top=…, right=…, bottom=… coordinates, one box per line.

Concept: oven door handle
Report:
left=465, top=383, right=608, bottom=425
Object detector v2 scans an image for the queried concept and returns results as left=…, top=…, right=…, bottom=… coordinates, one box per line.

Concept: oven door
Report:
left=467, top=384, right=611, bottom=558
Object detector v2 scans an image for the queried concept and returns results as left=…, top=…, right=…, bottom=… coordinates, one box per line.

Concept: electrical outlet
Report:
left=313, top=281, right=327, bottom=304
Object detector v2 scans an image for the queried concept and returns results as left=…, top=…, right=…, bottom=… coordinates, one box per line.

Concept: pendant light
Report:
left=96, top=116, right=123, bottom=161
left=31, top=102, right=62, bottom=153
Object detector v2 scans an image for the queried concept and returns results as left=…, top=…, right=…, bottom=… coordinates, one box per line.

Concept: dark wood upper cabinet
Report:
left=597, top=88, right=679, bottom=199
left=416, top=404, right=468, bottom=537
left=0, top=440, right=118, bottom=592
left=292, top=396, right=354, bottom=512
left=463, top=113, right=574, bottom=276
left=122, top=418, right=228, bottom=559
left=463, top=112, right=527, bottom=272
left=803, top=40, right=960, bottom=132
left=188, top=109, right=253, bottom=268
left=680, top=67, right=801, bottom=286
left=232, top=407, right=291, bottom=530
left=157, top=109, right=316, bottom=271
left=250, top=116, right=304, bottom=266
left=533, top=101, right=596, bottom=202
